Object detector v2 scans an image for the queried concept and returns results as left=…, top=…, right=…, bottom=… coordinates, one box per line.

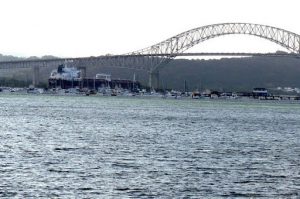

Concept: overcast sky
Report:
left=0, top=0, right=299, bottom=57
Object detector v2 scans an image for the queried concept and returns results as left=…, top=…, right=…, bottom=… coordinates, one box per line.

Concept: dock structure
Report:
left=48, top=78, right=140, bottom=90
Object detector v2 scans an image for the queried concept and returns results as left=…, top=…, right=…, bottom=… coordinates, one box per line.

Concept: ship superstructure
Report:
left=50, top=64, right=81, bottom=80
left=48, top=64, right=140, bottom=91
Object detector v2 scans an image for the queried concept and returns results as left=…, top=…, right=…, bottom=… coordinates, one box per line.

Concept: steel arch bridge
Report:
left=130, top=23, right=300, bottom=67
left=0, top=23, right=300, bottom=88
left=128, top=22, right=300, bottom=87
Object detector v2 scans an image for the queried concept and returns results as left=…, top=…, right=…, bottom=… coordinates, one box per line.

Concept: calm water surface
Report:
left=0, top=94, right=299, bottom=198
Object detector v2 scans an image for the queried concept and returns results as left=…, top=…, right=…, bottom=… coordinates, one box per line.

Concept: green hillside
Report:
left=1, top=54, right=300, bottom=91
left=160, top=56, right=300, bottom=91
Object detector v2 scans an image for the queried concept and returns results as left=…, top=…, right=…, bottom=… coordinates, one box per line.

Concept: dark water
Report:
left=0, top=94, right=299, bottom=198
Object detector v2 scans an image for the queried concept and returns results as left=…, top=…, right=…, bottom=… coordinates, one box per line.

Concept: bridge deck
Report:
left=0, top=52, right=299, bottom=70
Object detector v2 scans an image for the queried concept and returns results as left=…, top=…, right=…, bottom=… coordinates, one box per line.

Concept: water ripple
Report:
left=0, top=95, right=299, bottom=198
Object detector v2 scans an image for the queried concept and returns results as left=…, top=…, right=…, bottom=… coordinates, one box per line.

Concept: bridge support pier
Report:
left=32, top=66, right=40, bottom=87
left=79, top=66, right=87, bottom=88
left=149, top=70, right=159, bottom=90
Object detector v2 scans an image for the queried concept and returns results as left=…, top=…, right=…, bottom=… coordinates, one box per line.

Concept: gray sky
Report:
left=0, top=0, right=299, bottom=57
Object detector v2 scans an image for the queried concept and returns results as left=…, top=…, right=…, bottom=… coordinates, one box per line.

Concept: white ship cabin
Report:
left=50, top=65, right=81, bottom=80
left=96, top=73, right=111, bottom=81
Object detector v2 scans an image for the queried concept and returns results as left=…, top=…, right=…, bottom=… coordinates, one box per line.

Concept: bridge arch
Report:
left=131, top=23, right=300, bottom=57
left=129, top=23, right=300, bottom=88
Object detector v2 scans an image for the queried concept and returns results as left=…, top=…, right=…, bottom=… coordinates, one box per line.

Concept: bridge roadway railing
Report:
left=0, top=55, right=160, bottom=71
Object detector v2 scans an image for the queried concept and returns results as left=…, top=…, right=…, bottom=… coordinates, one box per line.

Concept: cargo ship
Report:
left=48, top=64, right=140, bottom=91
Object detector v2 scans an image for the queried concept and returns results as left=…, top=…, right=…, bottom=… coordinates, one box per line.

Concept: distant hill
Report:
left=159, top=56, right=300, bottom=91
left=1, top=53, right=300, bottom=91
left=0, top=54, right=58, bottom=61
left=0, top=54, right=23, bottom=61
left=86, top=56, right=300, bottom=91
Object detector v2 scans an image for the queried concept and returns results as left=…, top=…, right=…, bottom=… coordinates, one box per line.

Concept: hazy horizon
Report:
left=0, top=0, right=299, bottom=57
